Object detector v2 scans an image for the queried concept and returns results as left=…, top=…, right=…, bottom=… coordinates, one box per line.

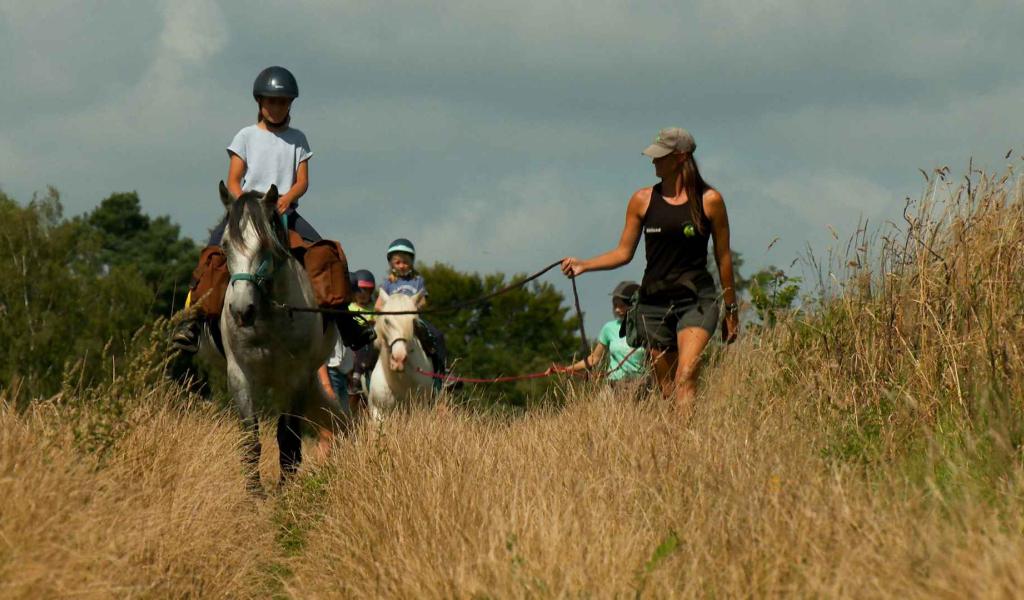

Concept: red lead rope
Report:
left=415, top=346, right=644, bottom=385
left=414, top=367, right=567, bottom=384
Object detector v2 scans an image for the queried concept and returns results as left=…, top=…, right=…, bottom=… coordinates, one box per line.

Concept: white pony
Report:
left=366, top=289, right=435, bottom=422
left=210, top=182, right=342, bottom=491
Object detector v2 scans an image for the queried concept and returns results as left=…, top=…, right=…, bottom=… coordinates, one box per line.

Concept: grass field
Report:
left=2, top=168, right=1022, bottom=598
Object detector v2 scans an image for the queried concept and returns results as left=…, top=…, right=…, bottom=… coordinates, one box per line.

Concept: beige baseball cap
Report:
left=642, top=127, right=696, bottom=158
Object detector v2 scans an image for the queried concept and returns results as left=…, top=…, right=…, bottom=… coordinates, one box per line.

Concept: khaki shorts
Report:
left=635, top=295, right=719, bottom=349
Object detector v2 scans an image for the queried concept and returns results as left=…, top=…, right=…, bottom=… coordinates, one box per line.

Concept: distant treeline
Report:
left=0, top=189, right=586, bottom=404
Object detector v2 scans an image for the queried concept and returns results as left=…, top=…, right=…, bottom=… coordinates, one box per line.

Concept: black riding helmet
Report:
left=253, top=66, right=299, bottom=100
left=353, top=269, right=376, bottom=288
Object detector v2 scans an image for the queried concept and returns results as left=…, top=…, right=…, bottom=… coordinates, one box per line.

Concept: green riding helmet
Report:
left=386, top=238, right=416, bottom=260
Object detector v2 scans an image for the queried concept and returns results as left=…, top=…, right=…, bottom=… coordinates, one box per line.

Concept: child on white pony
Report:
left=367, top=290, right=435, bottom=422
left=376, top=238, right=447, bottom=388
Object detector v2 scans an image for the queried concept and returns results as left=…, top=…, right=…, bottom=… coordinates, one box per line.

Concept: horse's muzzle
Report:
left=232, top=303, right=257, bottom=327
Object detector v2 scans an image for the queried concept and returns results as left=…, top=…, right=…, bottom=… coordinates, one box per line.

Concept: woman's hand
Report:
left=722, top=311, right=739, bottom=344
left=560, top=257, right=587, bottom=278
left=544, top=363, right=566, bottom=375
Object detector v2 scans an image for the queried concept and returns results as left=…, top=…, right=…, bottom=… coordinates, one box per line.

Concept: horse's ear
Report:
left=412, top=290, right=425, bottom=306
left=219, top=181, right=234, bottom=208
left=263, top=185, right=279, bottom=211
left=377, top=288, right=390, bottom=304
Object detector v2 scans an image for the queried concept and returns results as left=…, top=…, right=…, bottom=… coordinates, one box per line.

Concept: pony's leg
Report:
left=228, top=361, right=262, bottom=494
left=277, top=412, right=303, bottom=483
left=366, top=365, right=395, bottom=425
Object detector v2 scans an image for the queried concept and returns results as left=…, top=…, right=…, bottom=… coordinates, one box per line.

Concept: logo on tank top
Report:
left=645, top=227, right=662, bottom=234
left=682, top=223, right=696, bottom=238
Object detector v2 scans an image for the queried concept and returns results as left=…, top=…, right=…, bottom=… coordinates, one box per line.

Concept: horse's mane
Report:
left=225, top=192, right=287, bottom=256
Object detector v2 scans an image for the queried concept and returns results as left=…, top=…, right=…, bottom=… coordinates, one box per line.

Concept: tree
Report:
left=708, top=249, right=753, bottom=295
left=418, top=263, right=583, bottom=406
left=0, top=189, right=153, bottom=399
left=83, top=192, right=199, bottom=317
left=748, top=267, right=801, bottom=327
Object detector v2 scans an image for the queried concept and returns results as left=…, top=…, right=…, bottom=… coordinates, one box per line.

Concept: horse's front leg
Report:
left=277, top=411, right=303, bottom=483
left=367, top=364, right=396, bottom=425
left=228, top=361, right=262, bottom=494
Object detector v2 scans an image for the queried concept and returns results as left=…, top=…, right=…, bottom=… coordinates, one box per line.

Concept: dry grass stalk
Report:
left=1, top=167, right=1022, bottom=598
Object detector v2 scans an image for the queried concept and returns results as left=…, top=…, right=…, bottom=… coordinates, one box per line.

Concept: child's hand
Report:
left=277, top=197, right=293, bottom=214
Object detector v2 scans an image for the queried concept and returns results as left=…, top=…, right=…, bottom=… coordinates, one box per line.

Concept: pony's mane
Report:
left=225, top=192, right=287, bottom=256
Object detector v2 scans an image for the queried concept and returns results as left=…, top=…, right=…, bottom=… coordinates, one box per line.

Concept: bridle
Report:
left=386, top=337, right=412, bottom=353
left=227, top=211, right=288, bottom=295
left=229, top=251, right=276, bottom=291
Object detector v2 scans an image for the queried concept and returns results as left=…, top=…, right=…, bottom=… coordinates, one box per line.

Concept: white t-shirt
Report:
left=227, top=124, right=312, bottom=202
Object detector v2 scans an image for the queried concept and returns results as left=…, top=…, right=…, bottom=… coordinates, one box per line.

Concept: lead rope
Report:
left=274, top=260, right=565, bottom=317
left=570, top=274, right=591, bottom=369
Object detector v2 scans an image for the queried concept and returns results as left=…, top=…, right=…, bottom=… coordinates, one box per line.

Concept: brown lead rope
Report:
left=274, top=259, right=565, bottom=317
left=570, top=274, right=591, bottom=369
left=277, top=258, right=596, bottom=371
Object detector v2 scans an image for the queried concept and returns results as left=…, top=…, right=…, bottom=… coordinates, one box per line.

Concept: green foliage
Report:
left=82, top=191, right=199, bottom=316
left=0, top=188, right=197, bottom=400
left=419, top=263, right=583, bottom=406
left=748, top=267, right=801, bottom=326
left=708, top=250, right=753, bottom=294
left=633, top=529, right=680, bottom=597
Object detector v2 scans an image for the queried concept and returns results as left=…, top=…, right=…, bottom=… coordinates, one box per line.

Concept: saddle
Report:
left=188, top=234, right=350, bottom=319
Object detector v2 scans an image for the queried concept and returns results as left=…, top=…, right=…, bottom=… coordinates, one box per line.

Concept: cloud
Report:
left=763, top=171, right=895, bottom=229
left=2, top=0, right=1023, bottom=332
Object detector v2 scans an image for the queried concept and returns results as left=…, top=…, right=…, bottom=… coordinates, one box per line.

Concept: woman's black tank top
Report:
left=640, top=183, right=715, bottom=303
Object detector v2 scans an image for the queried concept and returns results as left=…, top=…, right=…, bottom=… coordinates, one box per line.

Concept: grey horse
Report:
left=207, top=182, right=342, bottom=492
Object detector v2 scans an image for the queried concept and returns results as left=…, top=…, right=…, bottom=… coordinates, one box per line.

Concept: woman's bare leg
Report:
left=650, top=348, right=677, bottom=398
left=674, top=327, right=712, bottom=416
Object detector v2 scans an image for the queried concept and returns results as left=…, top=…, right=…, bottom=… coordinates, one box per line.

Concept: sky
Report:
left=2, top=1, right=1023, bottom=335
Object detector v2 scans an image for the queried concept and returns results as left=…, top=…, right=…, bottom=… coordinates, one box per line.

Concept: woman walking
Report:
left=561, top=127, right=738, bottom=415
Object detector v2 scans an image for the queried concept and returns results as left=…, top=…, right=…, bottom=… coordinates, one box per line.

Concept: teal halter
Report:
left=229, top=252, right=275, bottom=288
left=228, top=212, right=289, bottom=291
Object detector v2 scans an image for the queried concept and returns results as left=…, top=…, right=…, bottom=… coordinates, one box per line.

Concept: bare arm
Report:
left=227, top=154, right=246, bottom=199
left=561, top=189, right=649, bottom=277
left=704, top=189, right=739, bottom=342
left=277, top=160, right=309, bottom=214
left=566, top=343, right=606, bottom=372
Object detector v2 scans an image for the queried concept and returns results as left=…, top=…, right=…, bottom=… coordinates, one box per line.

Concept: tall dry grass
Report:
left=287, top=167, right=1024, bottom=597
left=0, top=334, right=284, bottom=599
left=1, top=166, right=1022, bottom=598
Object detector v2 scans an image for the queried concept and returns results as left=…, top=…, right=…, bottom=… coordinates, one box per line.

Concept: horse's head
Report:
left=375, top=289, right=422, bottom=372
left=219, top=181, right=290, bottom=327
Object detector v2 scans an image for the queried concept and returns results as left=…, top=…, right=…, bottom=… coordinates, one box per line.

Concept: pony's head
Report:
left=375, top=289, right=423, bottom=372
left=219, top=181, right=290, bottom=327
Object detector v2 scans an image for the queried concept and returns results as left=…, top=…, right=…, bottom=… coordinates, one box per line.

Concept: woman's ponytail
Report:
left=682, top=155, right=710, bottom=235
